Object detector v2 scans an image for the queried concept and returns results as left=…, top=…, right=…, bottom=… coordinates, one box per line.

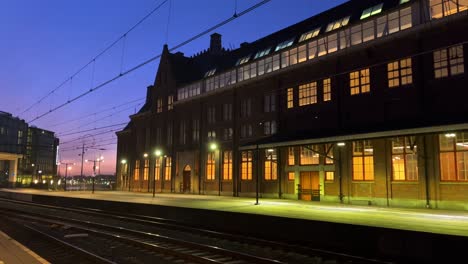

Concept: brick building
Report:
left=116, top=0, right=468, bottom=210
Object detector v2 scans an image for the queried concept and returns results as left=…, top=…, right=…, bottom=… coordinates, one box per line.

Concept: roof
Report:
left=171, top=0, right=404, bottom=87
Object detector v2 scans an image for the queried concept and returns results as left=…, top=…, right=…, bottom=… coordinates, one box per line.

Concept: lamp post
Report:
left=154, top=150, right=162, bottom=198
left=120, top=159, right=127, bottom=190
left=86, top=156, right=103, bottom=194
left=336, top=142, right=346, bottom=203
left=209, top=142, right=219, bottom=196
left=61, top=163, right=73, bottom=191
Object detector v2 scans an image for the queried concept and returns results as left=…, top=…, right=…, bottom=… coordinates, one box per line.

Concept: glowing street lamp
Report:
left=153, top=149, right=163, bottom=197
left=210, top=142, right=218, bottom=151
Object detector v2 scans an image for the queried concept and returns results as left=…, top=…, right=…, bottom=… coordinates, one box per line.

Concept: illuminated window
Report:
left=376, top=7, right=412, bottom=37
left=352, top=141, right=374, bottom=181
left=164, top=157, right=172, bottom=181
left=157, top=98, right=163, bottom=113
left=134, top=160, right=140, bottom=180
left=325, top=171, right=335, bottom=181
left=325, top=144, right=334, bottom=164
left=350, top=68, right=370, bottom=95
left=207, top=106, right=216, bottom=123
left=439, top=132, right=468, bottom=181
left=223, top=151, right=233, bottom=180
left=168, top=95, right=174, bottom=110
left=323, top=78, right=331, bottom=102
left=154, top=158, right=161, bottom=181
left=208, top=130, right=216, bottom=140
left=287, top=88, right=294, bottom=109
left=300, top=145, right=320, bottom=165
left=275, top=38, right=294, bottom=52
left=288, top=147, right=295, bottom=166
left=241, top=124, right=252, bottom=138
left=388, top=58, right=413, bottom=88
left=400, top=0, right=410, bottom=3
left=264, top=121, right=277, bottom=135
left=392, top=137, right=418, bottom=181
left=299, top=28, right=320, bottom=42
left=254, top=47, right=271, bottom=59
left=241, top=151, right=253, bottom=180
left=236, top=55, right=251, bottom=66
left=206, top=152, right=215, bottom=180
left=193, top=119, right=200, bottom=143
left=288, top=172, right=295, bottom=181
left=143, top=159, right=149, bottom=180
left=264, top=94, right=276, bottom=112
left=264, top=149, right=277, bottom=180
left=360, top=3, right=384, bottom=20
left=204, top=69, right=216, bottom=77
left=434, top=45, right=464, bottom=79
left=223, top=103, right=232, bottom=121
left=430, top=0, right=468, bottom=19
left=299, top=82, right=317, bottom=106
left=326, top=16, right=350, bottom=32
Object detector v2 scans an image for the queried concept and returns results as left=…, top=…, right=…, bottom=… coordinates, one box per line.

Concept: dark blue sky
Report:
left=0, top=0, right=346, bottom=174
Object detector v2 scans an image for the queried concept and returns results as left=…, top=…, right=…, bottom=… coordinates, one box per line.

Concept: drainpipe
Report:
left=423, top=135, right=430, bottom=208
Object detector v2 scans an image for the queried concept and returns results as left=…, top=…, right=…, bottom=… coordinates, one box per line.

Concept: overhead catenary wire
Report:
left=58, top=122, right=127, bottom=137
left=60, top=128, right=124, bottom=145
left=20, top=0, right=169, bottom=116
left=27, top=0, right=273, bottom=123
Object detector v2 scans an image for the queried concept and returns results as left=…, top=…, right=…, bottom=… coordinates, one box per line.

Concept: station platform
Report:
left=0, top=229, right=48, bottom=264
left=1, top=188, right=468, bottom=238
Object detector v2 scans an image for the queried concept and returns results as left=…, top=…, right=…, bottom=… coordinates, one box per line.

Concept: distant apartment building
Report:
left=117, top=0, right=468, bottom=210
left=0, top=111, right=59, bottom=187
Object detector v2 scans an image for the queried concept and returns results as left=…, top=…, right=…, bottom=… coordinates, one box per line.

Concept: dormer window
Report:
left=236, top=55, right=251, bottom=66
left=299, top=28, right=321, bottom=42
left=204, top=69, right=216, bottom=77
left=325, top=16, right=350, bottom=32
left=254, top=47, right=271, bottom=59
left=360, top=3, right=384, bottom=20
left=275, top=38, right=295, bottom=52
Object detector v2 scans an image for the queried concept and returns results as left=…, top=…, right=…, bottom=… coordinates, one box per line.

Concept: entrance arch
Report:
left=182, top=165, right=191, bottom=192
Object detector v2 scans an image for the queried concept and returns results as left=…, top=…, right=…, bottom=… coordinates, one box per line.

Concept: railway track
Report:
left=0, top=198, right=392, bottom=264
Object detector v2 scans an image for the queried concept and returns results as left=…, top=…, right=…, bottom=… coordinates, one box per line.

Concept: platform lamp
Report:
left=153, top=149, right=162, bottom=197
left=209, top=142, right=222, bottom=196
left=120, top=159, right=127, bottom=191
left=336, top=142, right=346, bottom=203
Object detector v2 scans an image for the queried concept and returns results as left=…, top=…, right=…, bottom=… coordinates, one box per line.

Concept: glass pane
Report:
left=440, top=152, right=456, bottom=181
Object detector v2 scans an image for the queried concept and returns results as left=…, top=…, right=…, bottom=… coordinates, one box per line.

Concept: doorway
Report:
left=182, top=165, right=191, bottom=193
left=299, top=172, right=320, bottom=201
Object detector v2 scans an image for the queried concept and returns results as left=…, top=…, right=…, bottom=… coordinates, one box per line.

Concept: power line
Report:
left=20, top=0, right=168, bottom=116
left=27, top=0, right=272, bottom=123
left=48, top=97, right=144, bottom=128
left=60, top=128, right=124, bottom=145
left=58, top=122, right=127, bottom=137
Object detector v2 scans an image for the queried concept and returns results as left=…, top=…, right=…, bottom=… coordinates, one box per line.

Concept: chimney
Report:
left=146, top=85, right=153, bottom=104
left=210, top=33, right=222, bottom=53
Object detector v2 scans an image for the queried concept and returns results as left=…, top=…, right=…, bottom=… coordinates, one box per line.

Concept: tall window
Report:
left=352, top=140, right=374, bottom=181
left=439, top=132, right=468, bottom=181
left=241, top=98, right=252, bottom=118
left=264, top=94, right=276, bottom=112
left=17, top=130, right=23, bottom=145
left=208, top=130, right=216, bottom=140
left=287, top=88, right=294, bottom=108
left=207, top=106, right=216, bottom=123
left=165, top=157, right=172, bottom=180
left=300, top=145, right=320, bottom=165
left=323, top=78, right=331, bottom=102
left=299, top=82, right=317, bottom=106
left=264, top=121, right=277, bottom=135
left=154, top=158, right=161, bottom=181
left=223, top=103, right=232, bottom=121
left=392, top=137, right=418, bottom=181
left=157, top=98, right=163, bottom=113
left=388, top=58, right=413, bottom=88
left=223, top=151, right=233, bottom=180
left=206, top=152, right=216, bottom=180
left=241, top=151, right=253, bottom=180
left=350, top=68, right=370, bottom=95
left=325, top=144, right=334, bottom=164
left=434, top=45, right=464, bottom=79
left=192, top=119, right=200, bottom=143
left=264, top=149, right=277, bottom=180
left=134, top=160, right=140, bottom=180
left=430, top=0, right=468, bottom=19
left=288, top=147, right=295, bottom=165
left=223, top=128, right=233, bottom=141
left=179, top=121, right=186, bottom=144
left=143, top=159, right=149, bottom=180
left=241, top=124, right=253, bottom=138
left=168, top=95, right=174, bottom=110
left=167, top=123, right=173, bottom=145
